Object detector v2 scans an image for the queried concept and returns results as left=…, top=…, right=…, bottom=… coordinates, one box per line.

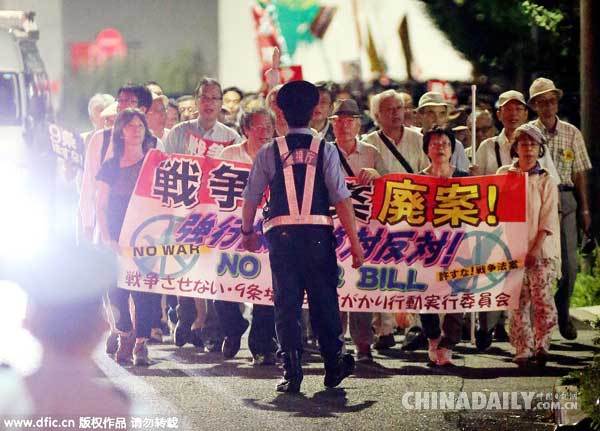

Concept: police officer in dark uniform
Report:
left=241, top=80, right=364, bottom=393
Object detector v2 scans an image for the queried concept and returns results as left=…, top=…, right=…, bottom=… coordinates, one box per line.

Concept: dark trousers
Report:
left=248, top=304, right=277, bottom=356
left=108, top=288, right=157, bottom=339
left=555, top=191, right=578, bottom=325
left=151, top=295, right=163, bottom=329
left=421, top=312, right=463, bottom=349
left=214, top=300, right=249, bottom=338
left=477, top=310, right=507, bottom=333
left=176, top=296, right=197, bottom=326
left=166, top=295, right=178, bottom=310
left=176, top=297, right=250, bottom=341
left=266, top=226, right=342, bottom=362
left=176, top=296, right=224, bottom=341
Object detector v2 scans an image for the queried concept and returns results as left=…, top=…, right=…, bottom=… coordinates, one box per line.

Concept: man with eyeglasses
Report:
left=330, top=98, right=382, bottom=363
left=176, top=95, right=198, bottom=122
left=529, top=77, right=592, bottom=341
left=363, top=89, right=429, bottom=351
left=165, top=77, right=241, bottom=158
left=164, top=77, right=243, bottom=354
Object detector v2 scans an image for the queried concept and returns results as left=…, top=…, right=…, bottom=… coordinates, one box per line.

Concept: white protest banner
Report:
left=117, top=149, right=527, bottom=313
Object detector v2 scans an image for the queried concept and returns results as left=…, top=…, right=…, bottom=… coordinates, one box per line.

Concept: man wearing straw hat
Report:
left=416, top=91, right=470, bottom=172
left=529, top=77, right=592, bottom=341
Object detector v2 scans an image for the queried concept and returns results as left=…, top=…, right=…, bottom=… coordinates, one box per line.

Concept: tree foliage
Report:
left=420, top=0, right=579, bottom=96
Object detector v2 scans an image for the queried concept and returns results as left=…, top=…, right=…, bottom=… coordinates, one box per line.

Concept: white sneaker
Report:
left=428, top=337, right=441, bottom=363
left=436, top=347, right=453, bottom=366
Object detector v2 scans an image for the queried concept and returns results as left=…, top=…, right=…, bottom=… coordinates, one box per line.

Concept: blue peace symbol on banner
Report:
left=448, top=227, right=513, bottom=295
left=130, top=215, right=199, bottom=278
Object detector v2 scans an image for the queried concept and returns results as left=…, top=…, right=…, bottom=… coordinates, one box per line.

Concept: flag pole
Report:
left=471, top=85, right=477, bottom=166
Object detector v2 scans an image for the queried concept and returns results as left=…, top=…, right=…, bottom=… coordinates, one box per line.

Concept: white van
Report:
left=0, top=10, right=53, bottom=168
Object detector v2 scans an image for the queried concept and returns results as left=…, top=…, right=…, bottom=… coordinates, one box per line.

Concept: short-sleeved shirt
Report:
left=450, top=139, right=470, bottom=172
left=532, top=117, right=592, bottom=187
left=333, top=138, right=382, bottom=175
left=242, top=128, right=350, bottom=206
left=363, top=128, right=429, bottom=175
left=163, top=119, right=241, bottom=156
left=96, top=158, right=144, bottom=241
left=218, top=141, right=252, bottom=164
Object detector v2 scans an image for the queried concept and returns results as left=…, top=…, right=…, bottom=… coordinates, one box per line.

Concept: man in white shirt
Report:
left=164, top=78, right=241, bottom=157
left=364, top=89, right=429, bottom=175
left=363, top=89, right=428, bottom=350
left=163, top=78, right=243, bottom=353
left=475, top=90, right=558, bottom=179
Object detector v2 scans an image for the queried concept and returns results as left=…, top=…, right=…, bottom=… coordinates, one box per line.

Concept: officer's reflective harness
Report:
left=262, top=136, right=334, bottom=233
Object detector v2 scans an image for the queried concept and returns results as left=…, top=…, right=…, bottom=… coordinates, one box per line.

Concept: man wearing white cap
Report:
left=416, top=91, right=470, bottom=172
left=475, top=90, right=558, bottom=178
left=473, top=89, right=558, bottom=350
left=529, top=77, right=592, bottom=340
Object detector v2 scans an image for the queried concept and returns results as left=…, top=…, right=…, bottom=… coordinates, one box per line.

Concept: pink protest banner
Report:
left=117, top=149, right=528, bottom=313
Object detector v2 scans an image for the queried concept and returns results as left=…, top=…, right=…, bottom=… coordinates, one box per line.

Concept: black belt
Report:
left=558, top=185, right=575, bottom=192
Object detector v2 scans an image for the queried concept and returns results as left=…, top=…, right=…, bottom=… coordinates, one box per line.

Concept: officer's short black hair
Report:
left=422, top=126, right=456, bottom=155
left=276, top=80, right=319, bottom=128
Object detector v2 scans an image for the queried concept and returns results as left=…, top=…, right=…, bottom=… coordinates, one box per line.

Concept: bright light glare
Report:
left=0, top=281, right=27, bottom=326
left=0, top=164, right=49, bottom=259
left=0, top=194, right=49, bottom=259
left=0, top=281, right=42, bottom=374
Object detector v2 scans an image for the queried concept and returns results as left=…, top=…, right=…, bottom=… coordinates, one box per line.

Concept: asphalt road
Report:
left=93, top=324, right=598, bottom=431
